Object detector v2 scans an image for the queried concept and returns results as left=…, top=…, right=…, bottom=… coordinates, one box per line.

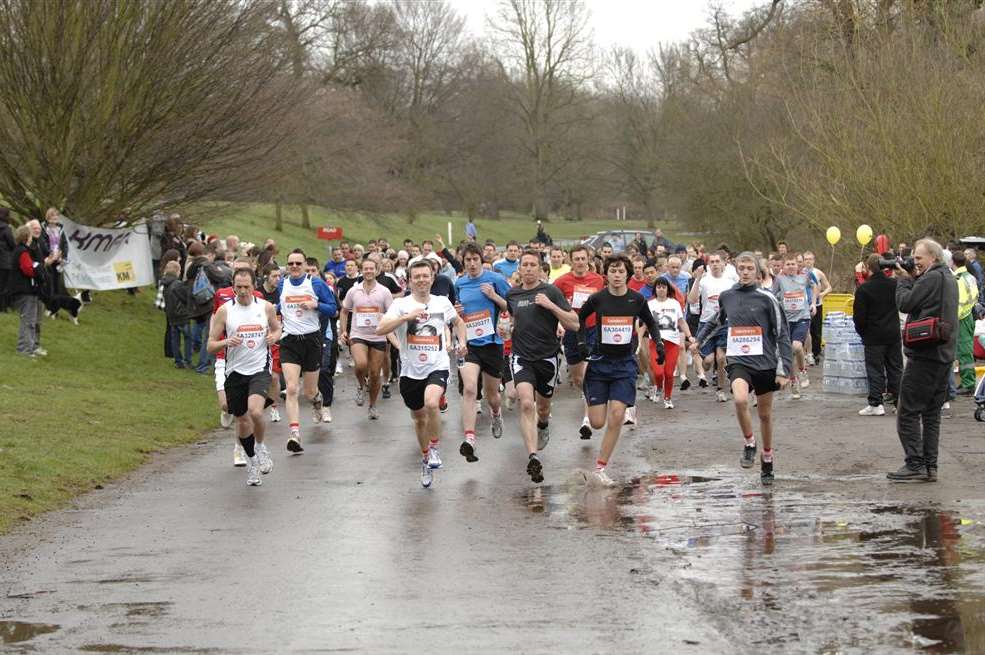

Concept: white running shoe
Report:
left=421, top=458, right=433, bottom=488
left=257, top=443, right=273, bottom=474
left=220, top=411, right=234, bottom=429
left=269, top=407, right=281, bottom=422
left=943, top=401, right=951, bottom=410
left=368, top=405, right=379, bottom=420
left=355, top=387, right=365, bottom=406
left=664, top=398, right=674, bottom=409
left=800, top=373, right=810, bottom=388
left=537, top=424, right=551, bottom=450
left=491, top=413, right=504, bottom=439
left=715, top=390, right=727, bottom=403
left=859, top=404, right=886, bottom=416
left=579, top=416, right=592, bottom=440
left=586, top=468, right=617, bottom=488
left=427, top=446, right=443, bottom=469
left=246, top=456, right=262, bottom=486
left=233, top=443, right=247, bottom=467
left=336, top=362, right=344, bottom=375
left=636, top=377, right=650, bottom=391
left=623, top=406, right=637, bottom=428
left=806, top=353, right=816, bottom=366
left=791, top=383, right=801, bottom=400
left=321, top=407, right=333, bottom=423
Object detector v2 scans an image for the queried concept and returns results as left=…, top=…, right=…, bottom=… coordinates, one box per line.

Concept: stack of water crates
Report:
left=822, top=312, right=867, bottom=394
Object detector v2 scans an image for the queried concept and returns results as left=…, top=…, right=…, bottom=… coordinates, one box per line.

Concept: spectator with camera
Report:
left=853, top=254, right=903, bottom=416
left=888, top=238, right=958, bottom=482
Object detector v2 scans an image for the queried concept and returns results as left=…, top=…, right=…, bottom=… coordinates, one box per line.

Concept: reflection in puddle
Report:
left=0, top=620, right=60, bottom=644
left=523, top=473, right=985, bottom=653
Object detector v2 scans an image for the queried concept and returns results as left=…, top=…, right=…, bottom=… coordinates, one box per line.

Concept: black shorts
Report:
left=501, top=352, right=513, bottom=383
left=511, top=354, right=560, bottom=398
left=464, top=343, right=504, bottom=379
left=280, top=332, right=323, bottom=372
left=400, top=370, right=450, bottom=411
left=351, top=338, right=387, bottom=352
left=225, top=370, right=272, bottom=417
left=727, top=364, right=779, bottom=396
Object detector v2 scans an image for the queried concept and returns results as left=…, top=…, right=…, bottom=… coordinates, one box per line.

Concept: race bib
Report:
left=407, top=334, right=441, bottom=363
left=236, top=323, right=265, bottom=350
left=783, top=291, right=805, bottom=313
left=572, top=285, right=594, bottom=309
left=464, top=310, right=494, bottom=341
left=601, top=316, right=634, bottom=345
left=284, top=294, right=313, bottom=318
left=727, top=326, right=763, bottom=356
left=354, top=305, right=381, bottom=329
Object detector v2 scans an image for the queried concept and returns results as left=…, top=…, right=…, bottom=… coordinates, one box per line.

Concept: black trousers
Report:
left=863, top=341, right=903, bottom=406
left=318, top=338, right=338, bottom=407
left=810, top=305, right=823, bottom=358
left=896, top=358, right=950, bottom=470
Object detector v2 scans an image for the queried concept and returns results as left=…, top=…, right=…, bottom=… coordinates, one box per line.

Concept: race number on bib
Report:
left=354, top=305, right=381, bottom=329
left=407, top=334, right=441, bottom=363
left=464, top=310, right=494, bottom=341
left=572, top=285, right=594, bottom=309
left=284, top=294, right=314, bottom=318
left=727, top=326, right=763, bottom=356
left=600, top=316, right=634, bottom=345
left=236, top=324, right=265, bottom=350
left=783, top=291, right=805, bottom=313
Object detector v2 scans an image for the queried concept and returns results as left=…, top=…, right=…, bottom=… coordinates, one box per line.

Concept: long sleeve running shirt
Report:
left=695, top=282, right=794, bottom=376
left=578, top=288, right=663, bottom=360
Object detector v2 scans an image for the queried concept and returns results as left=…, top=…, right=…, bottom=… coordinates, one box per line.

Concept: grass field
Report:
left=0, top=292, right=217, bottom=533
left=199, top=203, right=668, bottom=256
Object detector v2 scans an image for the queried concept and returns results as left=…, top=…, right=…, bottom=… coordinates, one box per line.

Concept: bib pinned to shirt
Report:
left=600, top=316, right=634, bottom=345
left=726, top=326, right=763, bottom=356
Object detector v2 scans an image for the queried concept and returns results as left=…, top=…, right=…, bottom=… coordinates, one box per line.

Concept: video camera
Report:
left=878, top=249, right=915, bottom=274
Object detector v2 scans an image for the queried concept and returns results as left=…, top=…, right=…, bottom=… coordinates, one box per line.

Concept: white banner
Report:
left=61, top=216, right=155, bottom=290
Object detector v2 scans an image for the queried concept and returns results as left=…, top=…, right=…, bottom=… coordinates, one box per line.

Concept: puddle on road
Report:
left=0, top=620, right=59, bottom=644
left=524, top=473, right=985, bottom=653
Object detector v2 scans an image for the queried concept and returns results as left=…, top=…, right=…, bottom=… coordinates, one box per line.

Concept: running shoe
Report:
left=287, top=434, right=304, bottom=454
left=800, top=372, right=810, bottom=388
left=257, top=443, right=273, bottom=474
left=698, top=378, right=709, bottom=388
left=427, top=446, right=443, bottom=469
left=382, top=384, right=391, bottom=399
left=527, top=454, right=544, bottom=483
left=623, top=406, right=637, bottom=427
left=791, top=383, right=801, bottom=400
left=858, top=404, right=885, bottom=416
left=233, top=443, right=247, bottom=467
left=716, top=390, right=727, bottom=403
left=355, top=387, right=365, bottom=406
left=637, top=377, right=650, bottom=390
left=586, top=468, right=617, bottom=488
left=335, top=362, right=344, bottom=375
left=459, top=437, right=478, bottom=463
left=368, top=405, right=379, bottom=420
left=505, top=395, right=514, bottom=411
left=491, top=413, right=504, bottom=439
left=269, top=407, right=281, bottom=423
left=664, top=398, right=674, bottom=409
left=246, top=456, right=262, bottom=486
left=806, top=353, right=816, bottom=366
left=439, top=395, right=449, bottom=413
left=537, top=424, right=550, bottom=450
left=321, top=407, right=333, bottom=423
left=680, top=378, right=691, bottom=391
left=220, top=411, right=234, bottom=429
left=741, top=443, right=757, bottom=469
left=33, top=347, right=48, bottom=357
left=421, top=458, right=433, bottom=488
left=312, top=392, right=323, bottom=423
left=645, top=387, right=659, bottom=403
left=761, top=459, right=774, bottom=486
left=579, top=417, right=592, bottom=440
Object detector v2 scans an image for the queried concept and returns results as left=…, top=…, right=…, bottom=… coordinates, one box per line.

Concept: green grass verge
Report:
left=199, top=203, right=670, bottom=256
left=0, top=292, right=216, bottom=533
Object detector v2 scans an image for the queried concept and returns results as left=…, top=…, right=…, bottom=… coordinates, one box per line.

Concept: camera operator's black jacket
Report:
left=853, top=270, right=900, bottom=345
left=896, top=262, right=958, bottom=364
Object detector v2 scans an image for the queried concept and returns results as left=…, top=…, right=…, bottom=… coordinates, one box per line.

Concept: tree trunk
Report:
left=300, top=203, right=310, bottom=229
left=275, top=198, right=283, bottom=232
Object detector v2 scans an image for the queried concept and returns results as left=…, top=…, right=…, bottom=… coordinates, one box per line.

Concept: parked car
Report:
left=581, top=230, right=656, bottom=254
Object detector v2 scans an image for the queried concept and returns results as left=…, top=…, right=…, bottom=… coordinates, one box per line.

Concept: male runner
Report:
left=553, top=246, right=606, bottom=438
left=693, top=252, right=793, bottom=485
left=775, top=253, right=817, bottom=397
left=506, top=250, right=579, bottom=483
left=493, top=241, right=522, bottom=279
left=454, top=243, right=511, bottom=462
left=578, top=255, right=664, bottom=486
left=339, top=258, right=393, bottom=420
left=259, top=263, right=283, bottom=423
left=277, top=249, right=336, bottom=452
left=687, top=251, right=734, bottom=402
left=377, top=260, right=467, bottom=488
left=548, top=246, right=570, bottom=281
left=208, top=269, right=281, bottom=485
left=802, top=250, right=831, bottom=365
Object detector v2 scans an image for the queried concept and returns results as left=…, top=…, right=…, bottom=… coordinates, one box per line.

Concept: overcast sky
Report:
left=449, top=0, right=767, bottom=52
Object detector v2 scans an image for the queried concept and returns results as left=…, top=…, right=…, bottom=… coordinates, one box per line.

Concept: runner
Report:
left=208, top=269, right=281, bottom=485
left=693, top=252, right=793, bottom=486
left=339, top=258, right=394, bottom=420
left=774, top=253, right=818, bottom=397
left=687, top=251, right=734, bottom=402
left=277, top=249, right=336, bottom=452
left=645, top=277, right=694, bottom=409
left=577, top=254, right=664, bottom=486
left=553, top=245, right=606, bottom=439
left=259, top=263, right=283, bottom=423
left=802, top=250, right=831, bottom=365
left=376, top=260, right=467, bottom=488
left=454, top=243, right=511, bottom=462
left=505, top=250, right=580, bottom=483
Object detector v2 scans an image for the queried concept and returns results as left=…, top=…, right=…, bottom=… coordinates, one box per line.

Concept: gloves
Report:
left=654, top=339, right=665, bottom=365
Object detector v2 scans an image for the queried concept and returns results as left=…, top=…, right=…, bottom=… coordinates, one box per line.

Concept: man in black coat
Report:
left=0, top=208, right=14, bottom=311
left=853, top=255, right=903, bottom=416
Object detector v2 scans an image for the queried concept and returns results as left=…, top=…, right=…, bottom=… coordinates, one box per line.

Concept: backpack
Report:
left=191, top=265, right=215, bottom=305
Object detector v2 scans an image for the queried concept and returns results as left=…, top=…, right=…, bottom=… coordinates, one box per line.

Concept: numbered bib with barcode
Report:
left=407, top=334, right=441, bottom=363
left=727, top=326, right=763, bottom=356
left=354, top=305, right=381, bottom=329
left=601, top=316, right=634, bottom=345
left=783, top=291, right=805, bottom=313
left=284, top=294, right=314, bottom=318
left=464, top=310, right=494, bottom=341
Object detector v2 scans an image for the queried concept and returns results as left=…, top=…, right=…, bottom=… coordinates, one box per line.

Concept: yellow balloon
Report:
left=856, top=224, right=873, bottom=246
left=825, top=226, right=841, bottom=246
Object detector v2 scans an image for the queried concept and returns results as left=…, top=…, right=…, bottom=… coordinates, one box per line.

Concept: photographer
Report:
left=888, top=239, right=958, bottom=482
left=853, top=254, right=902, bottom=416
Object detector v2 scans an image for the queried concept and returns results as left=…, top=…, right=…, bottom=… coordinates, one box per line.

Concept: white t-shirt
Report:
left=724, top=264, right=739, bottom=283
left=384, top=294, right=458, bottom=379
left=224, top=297, right=270, bottom=376
left=698, top=274, right=735, bottom=323
left=647, top=297, right=684, bottom=345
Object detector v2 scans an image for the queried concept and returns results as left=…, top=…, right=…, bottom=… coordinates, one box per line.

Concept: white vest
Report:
left=279, top=274, right=321, bottom=336
left=224, top=298, right=270, bottom=376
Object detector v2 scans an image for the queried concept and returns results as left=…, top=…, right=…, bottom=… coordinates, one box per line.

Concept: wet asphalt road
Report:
left=2, top=368, right=985, bottom=653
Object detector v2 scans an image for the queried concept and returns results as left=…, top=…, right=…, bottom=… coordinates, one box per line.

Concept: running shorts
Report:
left=727, top=364, right=780, bottom=396
left=465, top=342, right=504, bottom=379
left=225, top=370, right=273, bottom=417
left=562, top=330, right=597, bottom=366
left=511, top=354, right=561, bottom=398
left=583, top=356, right=638, bottom=407
left=698, top=322, right=727, bottom=358
left=350, top=337, right=387, bottom=352
left=280, top=332, right=322, bottom=372
left=788, top=319, right=811, bottom=344
left=400, top=370, right=450, bottom=411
